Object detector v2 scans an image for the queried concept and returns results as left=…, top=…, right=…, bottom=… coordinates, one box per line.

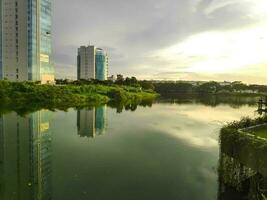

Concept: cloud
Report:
left=52, top=0, right=267, bottom=83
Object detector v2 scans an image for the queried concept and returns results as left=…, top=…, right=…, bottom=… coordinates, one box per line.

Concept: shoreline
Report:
left=0, top=81, right=158, bottom=114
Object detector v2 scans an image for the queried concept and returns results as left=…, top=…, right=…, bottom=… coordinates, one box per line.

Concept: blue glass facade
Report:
left=28, top=0, right=53, bottom=81
left=95, top=49, right=108, bottom=81
left=95, top=106, right=107, bottom=135
left=28, top=0, right=38, bottom=80
left=77, top=54, right=81, bottom=80
left=0, top=0, right=53, bottom=82
left=40, top=0, right=54, bottom=77
left=33, top=111, right=52, bottom=199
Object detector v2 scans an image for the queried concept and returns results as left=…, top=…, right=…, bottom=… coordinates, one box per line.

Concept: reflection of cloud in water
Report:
left=148, top=103, right=257, bottom=149
left=177, top=104, right=257, bottom=124
left=165, top=127, right=218, bottom=149
left=151, top=119, right=218, bottom=149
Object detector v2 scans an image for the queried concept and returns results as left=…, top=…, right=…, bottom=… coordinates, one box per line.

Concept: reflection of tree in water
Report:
left=108, top=99, right=153, bottom=113
left=125, top=104, right=138, bottom=111
left=199, top=95, right=256, bottom=108
left=158, top=94, right=258, bottom=109
left=219, top=130, right=267, bottom=200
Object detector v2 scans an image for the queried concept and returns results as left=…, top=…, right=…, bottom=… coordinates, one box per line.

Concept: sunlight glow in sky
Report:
left=53, top=0, right=267, bottom=84
left=149, top=0, right=267, bottom=83
left=254, top=0, right=267, bottom=16
left=158, top=26, right=267, bottom=74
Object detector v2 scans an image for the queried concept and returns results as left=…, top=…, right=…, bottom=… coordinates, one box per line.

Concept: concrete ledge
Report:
left=238, top=123, right=267, bottom=142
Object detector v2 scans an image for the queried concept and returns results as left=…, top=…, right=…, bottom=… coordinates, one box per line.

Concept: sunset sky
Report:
left=53, top=0, right=267, bottom=84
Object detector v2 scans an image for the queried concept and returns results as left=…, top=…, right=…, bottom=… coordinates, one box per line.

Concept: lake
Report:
left=0, top=97, right=262, bottom=200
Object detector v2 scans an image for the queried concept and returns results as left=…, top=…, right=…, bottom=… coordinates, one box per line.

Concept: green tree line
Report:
left=0, top=80, right=157, bottom=114
left=153, top=81, right=267, bottom=95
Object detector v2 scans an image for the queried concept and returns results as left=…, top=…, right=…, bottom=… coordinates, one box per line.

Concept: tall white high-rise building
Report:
left=0, top=0, right=54, bottom=83
left=77, top=45, right=108, bottom=81
left=77, top=45, right=96, bottom=80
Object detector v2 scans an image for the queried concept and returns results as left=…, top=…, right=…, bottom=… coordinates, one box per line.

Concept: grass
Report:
left=250, top=126, right=267, bottom=139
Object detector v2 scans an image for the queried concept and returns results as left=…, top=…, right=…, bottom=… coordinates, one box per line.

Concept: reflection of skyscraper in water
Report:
left=95, top=106, right=107, bottom=135
left=77, top=106, right=107, bottom=138
left=77, top=108, right=96, bottom=138
left=0, top=111, right=52, bottom=200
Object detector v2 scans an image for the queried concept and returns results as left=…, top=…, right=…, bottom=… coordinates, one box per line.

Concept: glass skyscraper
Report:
left=77, top=46, right=108, bottom=81
left=95, top=105, right=107, bottom=135
left=0, top=0, right=54, bottom=83
left=95, top=48, right=108, bottom=81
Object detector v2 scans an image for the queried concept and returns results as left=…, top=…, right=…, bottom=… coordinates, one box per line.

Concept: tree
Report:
left=232, top=82, right=247, bottom=92
left=140, top=81, right=155, bottom=90
left=116, top=74, right=124, bottom=85
left=197, top=81, right=221, bottom=94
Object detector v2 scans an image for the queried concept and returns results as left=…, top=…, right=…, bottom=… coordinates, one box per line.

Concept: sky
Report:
left=52, top=0, right=267, bottom=84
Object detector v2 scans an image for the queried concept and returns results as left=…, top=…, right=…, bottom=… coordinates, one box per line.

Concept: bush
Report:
left=107, top=89, right=127, bottom=102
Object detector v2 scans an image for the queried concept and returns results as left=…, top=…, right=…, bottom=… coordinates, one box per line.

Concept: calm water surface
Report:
left=0, top=99, right=260, bottom=199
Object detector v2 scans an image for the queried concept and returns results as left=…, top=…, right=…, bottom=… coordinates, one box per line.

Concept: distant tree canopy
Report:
left=56, top=75, right=155, bottom=91
left=154, top=82, right=193, bottom=94
left=232, top=82, right=248, bottom=92
left=153, top=81, right=267, bottom=95
left=196, top=81, right=221, bottom=94
left=139, top=81, right=155, bottom=91
left=55, top=76, right=267, bottom=96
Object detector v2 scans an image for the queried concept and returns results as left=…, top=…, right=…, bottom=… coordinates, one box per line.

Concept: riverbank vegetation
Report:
left=156, top=94, right=258, bottom=108
left=0, top=80, right=158, bottom=114
left=220, top=115, right=267, bottom=144
left=56, top=76, right=267, bottom=97
left=154, top=81, right=267, bottom=96
left=219, top=116, right=267, bottom=200
left=222, top=115, right=267, bottom=132
left=56, top=76, right=155, bottom=91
